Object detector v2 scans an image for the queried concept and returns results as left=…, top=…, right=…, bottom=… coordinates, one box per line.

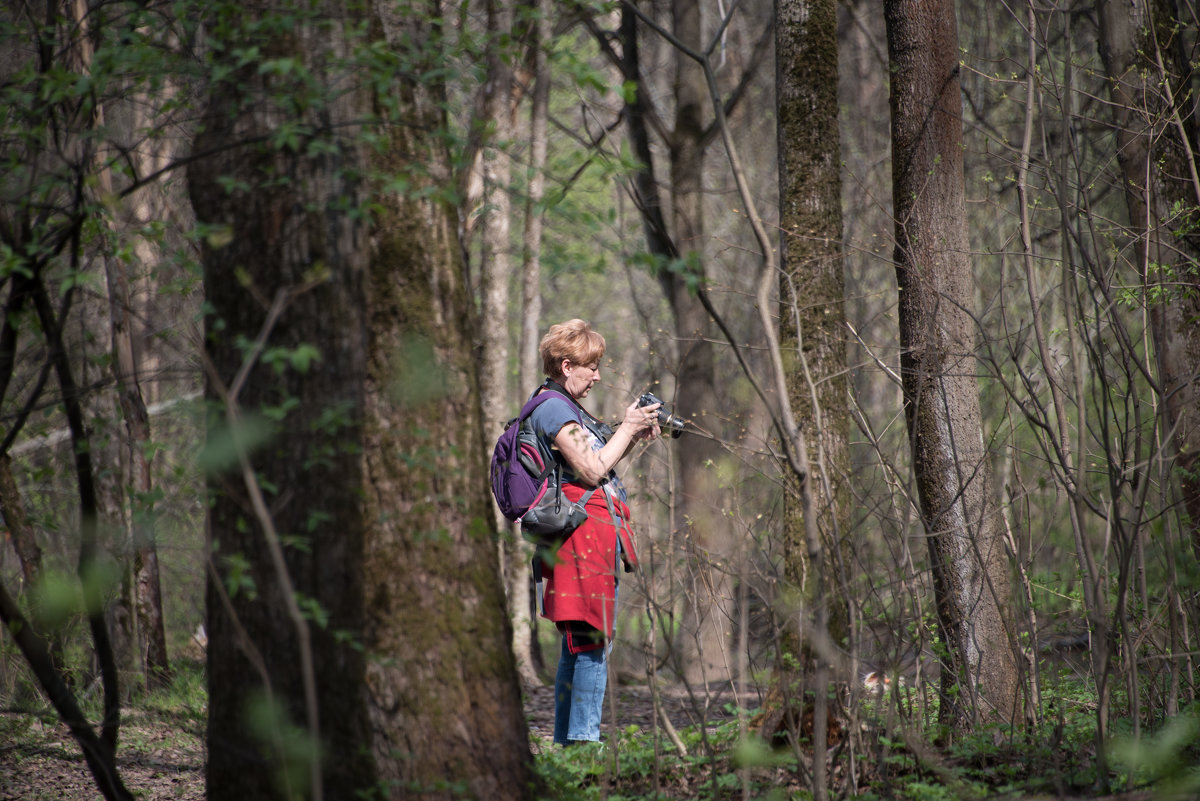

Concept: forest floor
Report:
left=0, top=678, right=1163, bottom=801
left=0, top=678, right=741, bottom=800
left=0, top=702, right=203, bottom=801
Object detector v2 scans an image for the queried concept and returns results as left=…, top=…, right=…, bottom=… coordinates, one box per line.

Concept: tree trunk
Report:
left=512, top=0, right=552, bottom=684
left=192, top=2, right=534, bottom=799
left=614, top=0, right=736, bottom=687
left=193, top=36, right=377, bottom=801
left=364, top=6, right=534, bottom=794
left=81, top=278, right=139, bottom=696
left=94, top=118, right=172, bottom=692
left=664, top=0, right=737, bottom=688
left=884, top=0, right=1021, bottom=729
left=59, top=0, right=173, bottom=696
left=776, top=0, right=849, bottom=627
left=474, top=0, right=516, bottom=449
left=1094, top=3, right=1200, bottom=774
left=762, top=3, right=848, bottom=790
left=469, top=0, right=541, bottom=687
left=1096, top=0, right=1200, bottom=561
left=104, top=244, right=172, bottom=691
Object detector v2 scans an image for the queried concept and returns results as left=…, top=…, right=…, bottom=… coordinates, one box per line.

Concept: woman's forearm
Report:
left=555, top=423, right=635, bottom=486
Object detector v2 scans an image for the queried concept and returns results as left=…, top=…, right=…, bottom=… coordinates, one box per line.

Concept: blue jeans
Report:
left=553, top=635, right=608, bottom=745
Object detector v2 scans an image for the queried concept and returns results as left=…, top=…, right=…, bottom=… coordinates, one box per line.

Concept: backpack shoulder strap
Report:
left=514, top=388, right=582, bottom=431
left=510, top=389, right=581, bottom=483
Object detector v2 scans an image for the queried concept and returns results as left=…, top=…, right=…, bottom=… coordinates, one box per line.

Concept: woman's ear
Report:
left=560, top=358, right=572, bottom=377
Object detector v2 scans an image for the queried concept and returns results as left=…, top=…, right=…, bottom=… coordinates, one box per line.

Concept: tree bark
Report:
left=1096, top=0, right=1200, bottom=560
left=474, top=0, right=516, bottom=447
left=762, top=3, right=847, bottom=791
left=468, top=0, right=541, bottom=687
left=104, top=245, right=172, bottom=690
left=192, top=2, right=534, bottom=798
left=665, top=0, right=737, bottom=688
left=884, top=0, right=1021, bottom=729
left=58, top=0, right=173, bottom=695
left=512, top=0, right=552, bottom=684
left=776, top=0, right=848, bottom=617
left=94, top=118, right=172, bottom=694
left=193, top=65, right=377, bottom=801
left=364, top=6, right=534, bottom=794
left=613, top=0, right=737, bottom=686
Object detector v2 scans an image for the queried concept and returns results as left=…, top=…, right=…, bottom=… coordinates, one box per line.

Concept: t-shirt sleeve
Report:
left=527, top=393, right=615, bottom=493
left=528, top=396, right=578, bottom=446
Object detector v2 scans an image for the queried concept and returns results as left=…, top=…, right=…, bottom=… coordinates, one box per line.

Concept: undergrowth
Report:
left=5, top=651, right=1198, bottom=800
left=532, top=676, right=1200, bottom=801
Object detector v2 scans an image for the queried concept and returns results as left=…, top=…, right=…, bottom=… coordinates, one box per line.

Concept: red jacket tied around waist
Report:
left=540, top=483, right=638, bottom=639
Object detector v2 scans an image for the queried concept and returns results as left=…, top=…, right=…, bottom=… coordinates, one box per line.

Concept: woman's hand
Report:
left=621, top=399, right=661, bottom=441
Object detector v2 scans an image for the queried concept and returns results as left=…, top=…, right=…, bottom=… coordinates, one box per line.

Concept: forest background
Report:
left=0, top=0, right=1197, bottom=800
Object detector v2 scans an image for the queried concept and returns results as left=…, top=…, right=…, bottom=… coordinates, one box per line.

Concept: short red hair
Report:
left=539, top=319, right=606, bottom=379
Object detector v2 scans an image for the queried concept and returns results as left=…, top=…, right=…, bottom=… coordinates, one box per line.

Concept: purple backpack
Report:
left=490, top=391, right=579, bottom=521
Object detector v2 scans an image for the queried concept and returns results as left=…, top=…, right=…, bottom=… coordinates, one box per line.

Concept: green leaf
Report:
left=200, top=413, right=274, bottom=474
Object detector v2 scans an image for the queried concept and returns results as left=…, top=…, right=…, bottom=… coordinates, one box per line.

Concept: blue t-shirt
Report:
left=527, top=392, right=626, bottom=502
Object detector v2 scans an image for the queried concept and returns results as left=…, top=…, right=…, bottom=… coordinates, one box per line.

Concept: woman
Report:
left=527, top=319, right=660, bottom=746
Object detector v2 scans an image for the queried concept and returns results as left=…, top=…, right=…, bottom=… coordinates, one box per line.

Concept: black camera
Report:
left=638, top=392, right=686, bottom=438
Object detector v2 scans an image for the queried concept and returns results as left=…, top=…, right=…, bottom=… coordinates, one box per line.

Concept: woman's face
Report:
left=561, top=359, right=601, bottom=400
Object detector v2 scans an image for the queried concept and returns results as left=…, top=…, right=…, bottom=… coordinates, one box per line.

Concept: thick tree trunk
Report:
left=193, top=16, right=377, bottom=795
left=884, top=0, right=1021, bottom=729
left=193, top=3, right=534, bottom=799
left=364, top=8, right=533, bottom=795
